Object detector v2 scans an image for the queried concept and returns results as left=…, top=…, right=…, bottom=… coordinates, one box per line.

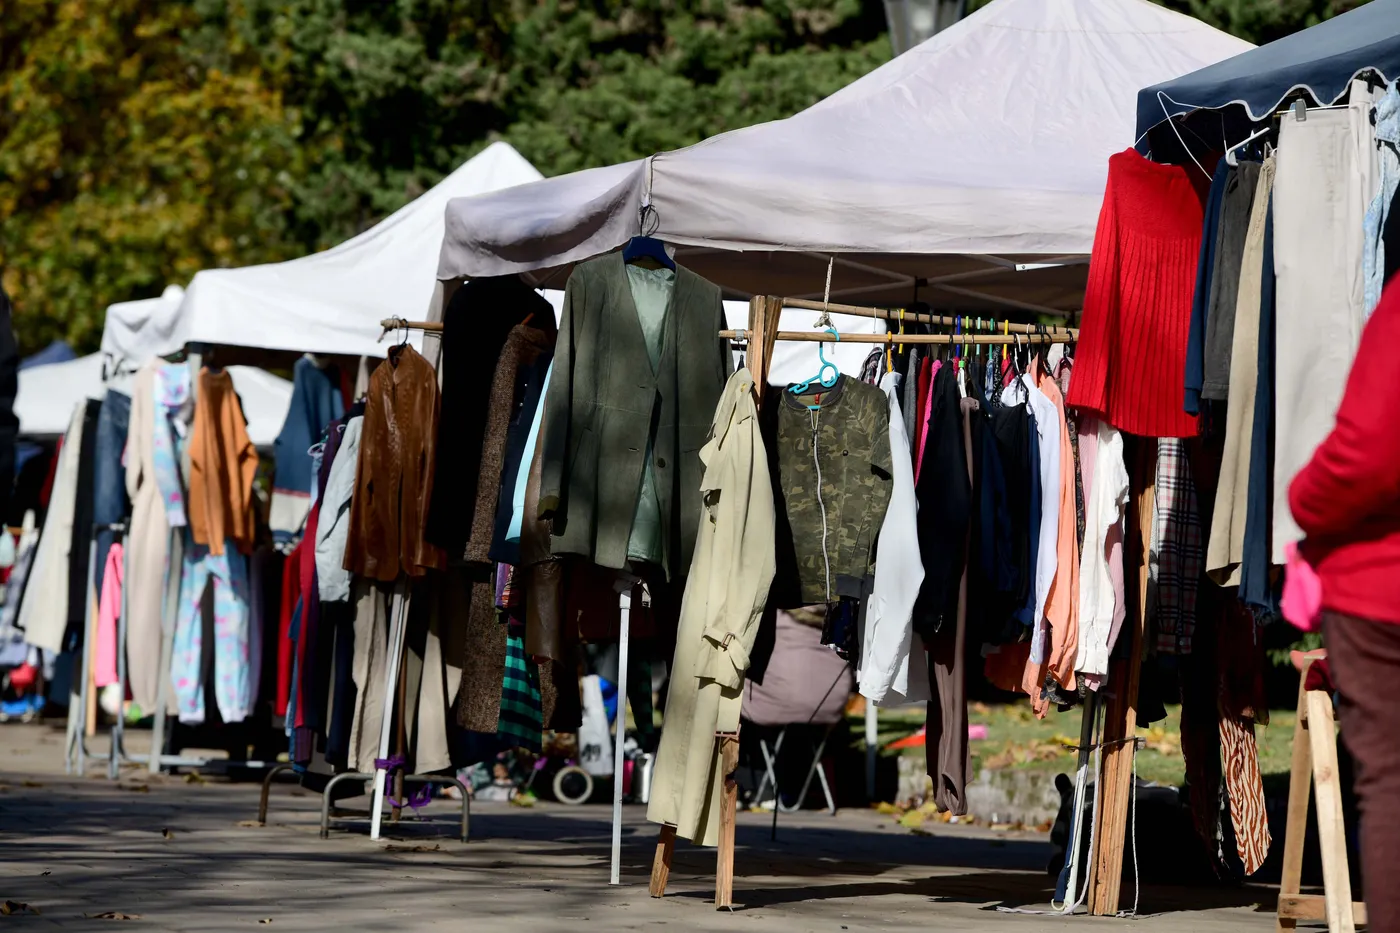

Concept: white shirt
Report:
left=315, top=416, right=364, bottom=603
left=1075, top=420, right=1128, bottom=684
left=860, top=373, right=930, bottom=706
left=1001, top=376, right=1060, bottom=663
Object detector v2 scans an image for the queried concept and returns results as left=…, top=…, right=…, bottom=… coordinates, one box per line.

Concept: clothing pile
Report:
left=1063, top=76, right=1400, bottom=879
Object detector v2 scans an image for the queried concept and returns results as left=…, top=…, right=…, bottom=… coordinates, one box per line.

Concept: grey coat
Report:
left=539, top=253, right=731, bottom=580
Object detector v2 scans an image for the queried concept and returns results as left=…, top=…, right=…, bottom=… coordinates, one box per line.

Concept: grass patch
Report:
left=858, top=701, right=1296, bottom=787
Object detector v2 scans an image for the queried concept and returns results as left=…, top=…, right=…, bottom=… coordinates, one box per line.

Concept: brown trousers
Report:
left=1325, top=611, right=1400, bottom=933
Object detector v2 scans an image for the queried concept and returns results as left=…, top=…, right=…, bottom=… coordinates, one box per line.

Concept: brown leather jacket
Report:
left=344, top=345, right=445, bottom=581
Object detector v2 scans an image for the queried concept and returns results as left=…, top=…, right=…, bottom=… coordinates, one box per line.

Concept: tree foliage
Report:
left=0, top=0, right=302, bottom=352
left=0, top=0, right=1374, bottom=353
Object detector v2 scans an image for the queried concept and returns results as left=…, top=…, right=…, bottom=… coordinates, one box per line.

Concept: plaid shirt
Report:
left=1152, top=438, right=1203, bottom=655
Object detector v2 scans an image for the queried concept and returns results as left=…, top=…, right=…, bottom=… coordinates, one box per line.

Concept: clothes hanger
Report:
left=789, top=327, right=841, bottom=398
left=388, top=320, right=410, bottom=363
left=622, top=236, right=675, bottom=271
left=1225, top=124, right=1272, bottom=166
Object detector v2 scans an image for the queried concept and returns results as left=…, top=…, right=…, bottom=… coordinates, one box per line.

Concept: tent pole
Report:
left=610, top=588, right=631, bottom=885
left=370, top=578, right=410, bottom=841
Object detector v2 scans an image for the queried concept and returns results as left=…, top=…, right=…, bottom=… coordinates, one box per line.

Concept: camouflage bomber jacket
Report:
left=763, top=375, right=893, bottom=606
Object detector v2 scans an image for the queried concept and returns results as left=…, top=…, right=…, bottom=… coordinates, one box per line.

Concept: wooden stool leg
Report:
left=1277, top=674, right=1314, bottom=932
left=1307, top=690, right=1357, bottom=933
left=715, top=733, right=740, bottom=909
left=650, top=825, right=677, bottom=898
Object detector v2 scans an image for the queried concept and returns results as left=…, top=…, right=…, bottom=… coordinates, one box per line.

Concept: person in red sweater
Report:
left=1290, top=276, right=1400, bottom=933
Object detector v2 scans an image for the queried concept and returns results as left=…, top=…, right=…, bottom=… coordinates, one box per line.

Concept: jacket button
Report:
left=842, top=449, right=850, bottom=456
left=657, top=457, right=667, bottom=468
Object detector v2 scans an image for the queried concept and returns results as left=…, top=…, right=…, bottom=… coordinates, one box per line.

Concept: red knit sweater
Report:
left=1290, top=279, right=1400, bottom=624
left=1067, top=149, right=1204, bottom=438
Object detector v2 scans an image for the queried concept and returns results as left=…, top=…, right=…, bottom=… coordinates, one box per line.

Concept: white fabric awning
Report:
left=175, top=142, right=544, bottom=356
left=16, top=354, right=292, bottom=447
left=438, top=0, right=1250, bottom=312
left=100, top=284, right=187, bottom=374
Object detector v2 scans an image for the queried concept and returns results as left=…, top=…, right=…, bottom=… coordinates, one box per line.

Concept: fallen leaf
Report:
left=183, top=773, right=207, bottom=785
left=87, top=911, right=141, bottom=920
left=1, top=900, right=37, bottom=915
left=259, top=918, right=274, bottom=924
left=161, top=828, right=174, bottom=839
left=40, top=870, right=51, bottom=876
left=383, top=844, right=441, bottom=853
left=236, top=820, right=261, bottom=828
left=120, top=784, right=149, bottom=793
left=21, top=780, right=43, bottom=788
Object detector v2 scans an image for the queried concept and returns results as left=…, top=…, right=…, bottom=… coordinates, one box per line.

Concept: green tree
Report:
left=0, top=0, right=302, bottom=353
left=1162, top=0, right=1373, bottom=44
left=212, top=0, right=891, bottom=251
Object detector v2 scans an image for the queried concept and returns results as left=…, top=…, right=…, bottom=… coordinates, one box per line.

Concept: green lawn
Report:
left=863, top=701, right=1295, bottom=787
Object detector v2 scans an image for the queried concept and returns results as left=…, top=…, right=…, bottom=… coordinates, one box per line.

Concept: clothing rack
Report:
left=648, top=294, right=1076, bottom=909
left=386, top=296, right=1073, bottom=905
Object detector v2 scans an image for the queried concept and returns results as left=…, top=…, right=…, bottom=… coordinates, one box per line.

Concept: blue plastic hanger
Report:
left=789, top=328, right=841, bottom=399
left=622, top=235, right=675, bottom=271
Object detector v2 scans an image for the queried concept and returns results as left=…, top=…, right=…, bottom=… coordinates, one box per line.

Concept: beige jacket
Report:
left=648, top=368, right=774, bottom=847
left=122, top=364, right=171, bottom=712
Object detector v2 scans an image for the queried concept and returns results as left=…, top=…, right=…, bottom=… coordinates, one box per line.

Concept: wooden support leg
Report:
left=1276, top=671, right=1314, bottom=933
left=650, top=825, right=677, bottom=898
left=1306, top=689, right=1356, bottom=933
left=715, top=732, right=740, bottom=909
left=1088, top=441, right=1155, bottom=917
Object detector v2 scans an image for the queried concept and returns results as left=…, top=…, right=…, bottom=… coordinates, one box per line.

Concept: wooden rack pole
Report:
left=722, top=330, right=1075, bottom=345
left=779, top=296, right=1077, bottom=335
left=1087, top=439, right=1156, bottom=916
left=379, top=316, right=443, bottom=334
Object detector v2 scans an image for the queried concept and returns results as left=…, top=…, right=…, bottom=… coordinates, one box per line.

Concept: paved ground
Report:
left=0, top=723, right=1295, bottom=932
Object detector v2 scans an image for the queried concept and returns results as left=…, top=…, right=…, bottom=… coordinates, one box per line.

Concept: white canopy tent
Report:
left=16, top=353, right=292, bottom=447
left=100, top=284, right=187, bottom=372
left=175, top=141, right=544, bottom=356
left=437, top=0, right=1251, bottom=313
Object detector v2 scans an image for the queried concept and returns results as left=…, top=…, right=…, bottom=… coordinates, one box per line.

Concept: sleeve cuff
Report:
left=697, top=625, right=750, bottom=689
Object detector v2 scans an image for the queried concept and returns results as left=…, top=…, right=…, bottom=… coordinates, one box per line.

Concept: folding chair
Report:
left=752, top=721, right=839, bottom=814
left=741, top=607, right=853, bottom=815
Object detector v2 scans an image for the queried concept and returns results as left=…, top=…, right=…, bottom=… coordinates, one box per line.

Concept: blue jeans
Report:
left=92, top=389, right=131, bottom=594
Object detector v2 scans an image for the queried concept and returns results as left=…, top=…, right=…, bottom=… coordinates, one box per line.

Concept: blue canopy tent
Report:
left=1136, top=0, right=1400, bottom=150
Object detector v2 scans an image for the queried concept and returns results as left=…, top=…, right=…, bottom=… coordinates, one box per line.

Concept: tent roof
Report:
left=438, top=0, right=1249, bottom=314
left=1138, top=0, right=1400, bottom=136
left=176, top=141, right=542, bottom=356
left=16, top=354, right=292, bottom=446
left=100, top=284, right=186, bottom=371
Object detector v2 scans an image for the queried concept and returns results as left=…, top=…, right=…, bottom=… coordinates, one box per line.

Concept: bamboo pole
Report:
left=721, top=330, right=1074, bottom=345
left=778, top=296, right=1076, bottom=334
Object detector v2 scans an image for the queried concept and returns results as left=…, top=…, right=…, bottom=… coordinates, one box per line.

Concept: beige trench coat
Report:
left=122, top=364, right=172, bottom=712
left=19, top=402, right=86, bottom=654
left=647, top=368, right=774, bottom=847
